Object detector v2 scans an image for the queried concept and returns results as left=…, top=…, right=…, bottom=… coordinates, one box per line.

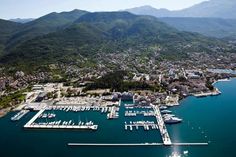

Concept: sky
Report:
left=0, top=0, right=207, bottom=19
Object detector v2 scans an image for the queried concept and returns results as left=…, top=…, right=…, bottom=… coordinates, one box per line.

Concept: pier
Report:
left=24, top=123, right=98, bottom=130
left=68, top=142, right=208, bottom=147
left=107, top=106, right=119, bottom=119
left=152, top=104, right=172, bottom=145
left=24, top=108, right=98, bottom=130
left=11, top=110, right=29, bottom=121
left=125, top=110, right=155, bottom=117
left=125, top=121, right=158, bottom=131
left=24, top=108, right=45, bottom=127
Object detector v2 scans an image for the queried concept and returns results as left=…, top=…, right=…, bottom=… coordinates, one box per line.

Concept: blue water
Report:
left=1, top=79, right=236, bottom=157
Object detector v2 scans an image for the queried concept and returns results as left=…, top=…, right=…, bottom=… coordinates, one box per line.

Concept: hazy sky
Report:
left=0, top=0, right=207, bottom=19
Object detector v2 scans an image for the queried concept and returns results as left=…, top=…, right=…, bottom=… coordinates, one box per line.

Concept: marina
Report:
left=3, top=79, right=235, bottom=157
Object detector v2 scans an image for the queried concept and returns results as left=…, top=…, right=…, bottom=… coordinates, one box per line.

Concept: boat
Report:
left=161, top=110, right=172, bottom=114
left=159, top=106, right=167, bottom=110
left=183, top=150, right=189, bottom=155
left=162, top=114, right=175, bottom=118
left=164, top=117, right=182, bottom=124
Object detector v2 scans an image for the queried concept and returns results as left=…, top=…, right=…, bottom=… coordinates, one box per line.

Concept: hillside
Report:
left=0, top=19, right=22, bottom=56
left=159, top=17, right=236, bottom=38
left=126, top=0, right=236, bottom=19
left=0, top=12, right=226, bottom=70
left=6, top=9, right=88, bottom=49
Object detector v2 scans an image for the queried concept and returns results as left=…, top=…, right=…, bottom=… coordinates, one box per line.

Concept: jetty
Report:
left=24, top=123, right=98, bottom=130
left=24, top=108, right=45, bottom=127
left=193, top=88, right=221, bottom=97
left=24, top=108, right=98, bottom=130
left=68, top=142, right=208, bottom=147
left=152, top=104, right=172, bottom=145
left=11, top=110, right=29, bottom=121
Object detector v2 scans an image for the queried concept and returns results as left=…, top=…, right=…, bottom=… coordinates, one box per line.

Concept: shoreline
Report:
left=212, top=78, right=231, bottom=85
left=0, top=107, right=11, bottom=118
left=0, top=78, right=234, bottom=118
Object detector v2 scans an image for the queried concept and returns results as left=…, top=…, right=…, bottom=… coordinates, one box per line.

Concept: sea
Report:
left=1, top=78, right=236, bottom=157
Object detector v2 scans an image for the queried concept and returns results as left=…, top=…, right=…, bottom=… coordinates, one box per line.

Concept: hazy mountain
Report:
left=9, top=18, right=35, bottom=23
left=7, top=9, right=88, bottom=48
left=1, top=12, right=225, bottom=70
left=159, top=17, right=236, bottom=38
left=126, top=0, right=236, bottom=19
left=125, top=5, right=172, bottom=17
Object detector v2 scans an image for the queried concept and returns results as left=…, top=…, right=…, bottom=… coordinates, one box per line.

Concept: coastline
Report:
left=0, top=107, right=11, bottom=118
left=212, top=78, right=231, bottom=85
left=0, top=77, right=234, bottom=118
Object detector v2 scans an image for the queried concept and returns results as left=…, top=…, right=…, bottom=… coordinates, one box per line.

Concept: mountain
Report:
left=0, top=19, right=22, bottom=56
left=7, top=9, right=88, bottom=48
left=126, top=0, right=236, bottom=19
left=125, top=5, right=172, bottom=17
left=9, top=18, right=35, bottom=23
left=159, top=17, right=236, bottom=38
left=0, top=12, right=226, bottom=70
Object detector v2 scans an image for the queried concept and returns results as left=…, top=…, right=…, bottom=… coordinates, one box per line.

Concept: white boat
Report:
left=164, top=117, right=182, bottom=124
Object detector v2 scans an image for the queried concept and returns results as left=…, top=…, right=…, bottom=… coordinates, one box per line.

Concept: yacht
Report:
left=159, top=106, right=167, bottom=110
left=164, top=117, right=182, bottom=124
left=161, top=110, right=172, bottom=114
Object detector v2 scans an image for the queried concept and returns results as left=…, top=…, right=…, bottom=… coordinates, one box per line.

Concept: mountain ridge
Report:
left=125, top=0, right=236, bottom=19
left=0, top=12, right=227, bottom=71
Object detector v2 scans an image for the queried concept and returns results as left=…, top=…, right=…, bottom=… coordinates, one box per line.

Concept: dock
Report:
left=152, top=104, right=172, bottom=145
left=24, top=123, right=98, bottom=130
left=125, top=110, right=155, bottom=117
left=125, top=121, right=158, bottom=131
left=24, top=108, right=45, bottom=127
left=68, top=142, right=208, bottom=147
left=11, top=110, right=29, bottom=121
left=193, top=88, right=221, bottom=97
left=24, top=108, right=98, bottom=130
left=107, top=106, right=119, bottom=119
